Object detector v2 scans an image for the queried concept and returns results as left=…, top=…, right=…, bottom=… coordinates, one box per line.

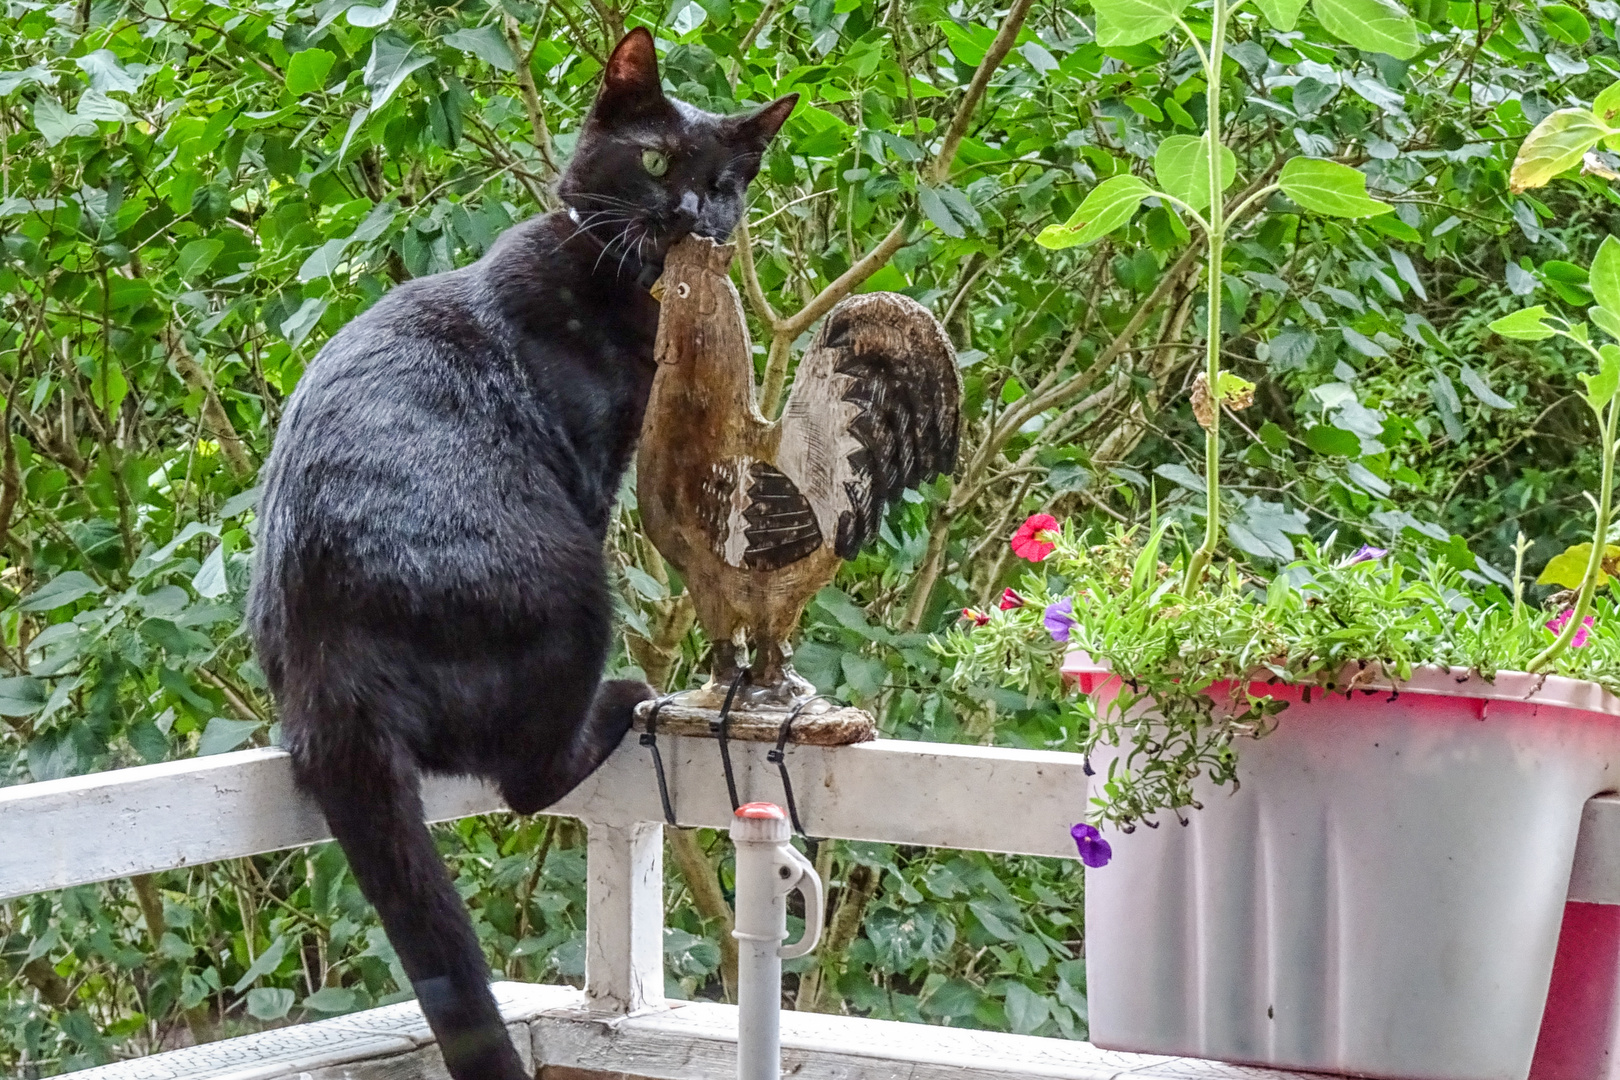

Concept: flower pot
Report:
left=1064, top=652, right=1620, bottom=1080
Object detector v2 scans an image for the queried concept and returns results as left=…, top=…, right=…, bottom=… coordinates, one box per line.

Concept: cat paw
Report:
left=592, top=679, right=656, bottom=737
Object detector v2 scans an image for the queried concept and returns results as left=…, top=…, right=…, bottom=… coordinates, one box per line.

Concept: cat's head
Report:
left=558, top=28, right=796, bottom=276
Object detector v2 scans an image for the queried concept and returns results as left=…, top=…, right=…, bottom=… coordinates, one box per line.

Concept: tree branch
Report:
left=504, top=14, right=562, bottom=190
left=164, top=325, right=253, bottom=478
left=926, top=0, right=1037, bottom=184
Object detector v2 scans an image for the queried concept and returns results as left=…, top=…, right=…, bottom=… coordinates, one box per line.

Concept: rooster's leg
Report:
left=749, top=641, right=817, bottom=706
left=709, top=638, right=744, bottom=690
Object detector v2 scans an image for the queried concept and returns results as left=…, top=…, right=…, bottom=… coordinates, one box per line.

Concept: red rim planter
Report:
left=1063, top=650, right=1620, bottom=1080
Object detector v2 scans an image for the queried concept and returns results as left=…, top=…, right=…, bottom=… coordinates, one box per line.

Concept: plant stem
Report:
left=1528, top=387, right=1617, bottom=672
left=1183, top=0, right=1227, bottom=590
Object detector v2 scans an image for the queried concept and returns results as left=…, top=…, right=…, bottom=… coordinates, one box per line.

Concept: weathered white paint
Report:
left=583, top=820, right=664, bottom=1014
left=0, top=748, right=503, bottom=902
left=63, top=981, right=547, bottom=1080
left=7, top=734, right=1620, bottom=903
left=70, top=981, right=1337, bottom=1080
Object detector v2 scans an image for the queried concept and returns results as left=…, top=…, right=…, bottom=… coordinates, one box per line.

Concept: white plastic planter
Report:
left=1063, top=653, right=1620, bottom=1080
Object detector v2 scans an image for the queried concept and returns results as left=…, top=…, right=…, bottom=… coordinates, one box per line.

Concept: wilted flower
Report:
left=1043, top=598, right=1076, bottom=643
left=1071, top=822, right=1112, bottom=868
left=1343, top=544, right=1389, bottom=566
left=1011, top=513, right=1061, bottom=562
left=1547, top=609, right=1596, bottom=649
left=960, top=608, right=990, bottom=627
left=998, top=588, right=1025, bottom=610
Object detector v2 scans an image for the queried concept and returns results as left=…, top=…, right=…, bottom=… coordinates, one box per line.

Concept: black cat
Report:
left=248, top=29, right=795, bottom=1080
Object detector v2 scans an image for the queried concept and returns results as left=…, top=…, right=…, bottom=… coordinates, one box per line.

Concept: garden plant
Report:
left=0, top=0, right=1616, bottom=1072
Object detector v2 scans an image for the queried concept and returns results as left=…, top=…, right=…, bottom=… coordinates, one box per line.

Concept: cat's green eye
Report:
left=641, top=149, right=669, bottom=177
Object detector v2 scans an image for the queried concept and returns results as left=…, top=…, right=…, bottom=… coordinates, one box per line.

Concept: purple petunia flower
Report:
left=1344, top=544, right=1389, bottom=566
left=1071, top=822, right=1112, bottom=868
left=1043, top=598, right=1076, bottom=643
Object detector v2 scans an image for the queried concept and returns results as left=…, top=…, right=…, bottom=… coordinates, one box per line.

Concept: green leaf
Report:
left=1595, top=82, right=1620, bottom=129
left=1092, top=0, right=1191, bottom=46
left=285, top=48, right=336, bottom=94
left=303, top=987, right=358, bottom=1013
left=1003, top=982, right=1051, bottom=1035
left=1593, top=306, right=1620, bottom=342
left=1278, top=158, right=1392, bottom=218
left=1583, top=344, right=1620, bottom=410
left=365, top=35, right=434, bottom=108
left=1590, top=237, right=1620, bottom=315
left=298, top=238, right=351, bottom=283
left=622, top=565, right=668, bottom=602
left=246, top=988, right=296, bottom=1021
left=1036, top=174, right=1153, bottom=249
left=0, top=677, right=46, bottom=717
left=192, top=545, right=228, bottom=598
left=1303, top=424, right=1361, bottom=456
left=20, top=571, right=102, bottom=611
left=75, top=89, right=132, bottom=123
left=33, top=97, right=96, bottom=146
left=230, top=935, right=289, bottom=993
left=1153, top=134, right=1237, bottom=213
left=918, top=184, right=965, bottom=238
left=1310, top=0, right=1420, bottom=59
left=1538, top=543, right=1620, bottom=588
left=346, top=0, right=398, bottom=26
left=1510, top=110, right=1609, bottom=193
left=1487, top=305, right=1557, bottom=342
left=175, top=239, right=225, bottom=279
left=443, top=25, right=516, bottom=71
left=75, top=49, right=145, bottom=93
left=334, top=106, right=371, bottom=165
left=0, top=66, right=53, bottom=97
left=198, top=716, right=263, bottom=756
left=279, top=297, right=329, bottom=346
left=1458, top=365, right=1512, bottom=409
left=1540, top=4, right=1591, bottom=45
left=1251, top=0, right=1308, bottom=29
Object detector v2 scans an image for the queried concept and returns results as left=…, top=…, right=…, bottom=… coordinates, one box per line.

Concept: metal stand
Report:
left=730, top=802, right=823, bottom=1080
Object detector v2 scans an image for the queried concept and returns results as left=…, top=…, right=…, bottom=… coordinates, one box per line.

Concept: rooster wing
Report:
left=772, top=292, right=961, bottom=562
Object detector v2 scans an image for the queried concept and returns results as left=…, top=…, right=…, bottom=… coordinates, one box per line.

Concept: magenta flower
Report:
left=1547, top=609, right=1596, bottom=649
left=1071, top=822, right=1112, bottom=868
left=961, top=607, right=990, bottom=628
left=998, top=588, right=1026, bottom=610
left=1011, top=513, right=1060, bottom=562
left=1345, top=544, right=1389, bottom=565
left=1043, top=598, right=1076, bottom=643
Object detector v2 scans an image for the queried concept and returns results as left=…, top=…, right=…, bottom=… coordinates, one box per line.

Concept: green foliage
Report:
left=0, top=0, right=1617, bottom=1068
left=941, top=527, right=1620, bottom=829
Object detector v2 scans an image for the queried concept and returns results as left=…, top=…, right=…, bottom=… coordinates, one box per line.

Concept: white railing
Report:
left=6, top=732, right=1620, bottom=1077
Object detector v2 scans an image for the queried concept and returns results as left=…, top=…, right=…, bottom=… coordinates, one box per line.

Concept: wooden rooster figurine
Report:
left=638, top=235, right=960, bottom=708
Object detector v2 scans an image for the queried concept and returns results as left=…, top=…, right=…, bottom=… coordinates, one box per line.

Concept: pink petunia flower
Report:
left=998, top=588, right=1026, bottom=610
left=961, top=608, right=991, bottom=627
left=1011, top=513, right=1061, bottom=562
left=1547, top=609, right=1596, bottom=649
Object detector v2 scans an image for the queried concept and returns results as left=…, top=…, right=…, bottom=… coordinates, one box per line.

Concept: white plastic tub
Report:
left=1064, top=655, right=1620, bottom=1080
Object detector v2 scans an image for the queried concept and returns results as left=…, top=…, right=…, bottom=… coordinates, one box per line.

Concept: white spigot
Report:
left=730, top=801, right=823, bottom=1080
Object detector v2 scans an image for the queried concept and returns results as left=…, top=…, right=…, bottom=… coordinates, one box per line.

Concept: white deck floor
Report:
left=65, top=981, right=1341, bottom=1080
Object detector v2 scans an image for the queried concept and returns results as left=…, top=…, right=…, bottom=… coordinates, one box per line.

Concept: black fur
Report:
left=248, top=29, right=794, bottom=1080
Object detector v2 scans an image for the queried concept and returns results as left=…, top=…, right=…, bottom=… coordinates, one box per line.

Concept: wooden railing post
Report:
left=584, top=819, right=666, bottom=1014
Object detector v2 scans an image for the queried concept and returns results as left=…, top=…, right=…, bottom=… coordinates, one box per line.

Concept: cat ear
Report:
left=729, top=94, right=799, bottom=149
left=595, top=27, right=664, bottom=120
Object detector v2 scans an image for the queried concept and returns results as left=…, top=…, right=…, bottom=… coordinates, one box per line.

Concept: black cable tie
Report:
left=714, top=668, right=750, bottom=813
left=768, top=694, right=844, bottom=864
left=639, top=693, right=681, bottom=826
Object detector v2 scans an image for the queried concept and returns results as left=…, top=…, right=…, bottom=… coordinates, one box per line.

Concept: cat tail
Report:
left=298, top=737, right=529, bottom=1080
